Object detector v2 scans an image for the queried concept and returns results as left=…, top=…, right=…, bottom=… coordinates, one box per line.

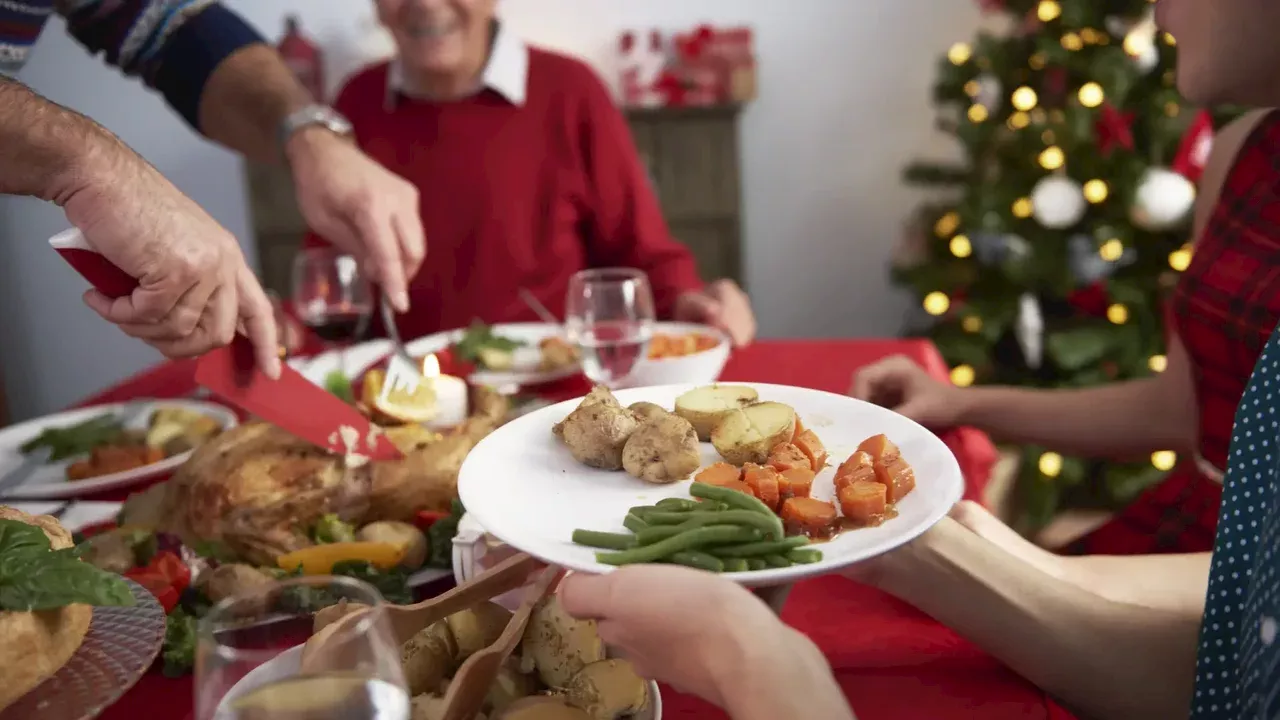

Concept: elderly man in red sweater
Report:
left=298, top=0, right=756, bottom=347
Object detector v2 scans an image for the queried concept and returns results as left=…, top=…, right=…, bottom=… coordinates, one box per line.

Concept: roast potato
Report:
left=674, top=385, right=759, bottom=440
left=496, top=697, right=592, bottom=720
left=402, top=621, right=458, bottom=695
left=621, top=414, right=701, bottom=484
left=197, top=563, right=274, bottom=604
left=627, top=401, right=668, bottom=424
left=563, top=660, right=648, bottom=720
left=552, top=387, right=639, bottom=470
left=711, top=401, right=797, bottom=466
left=446, top=601, right=514, bottom=661
left=522, top=596, right=606, bottom=688
left=357, top=521, right=429, bottom=569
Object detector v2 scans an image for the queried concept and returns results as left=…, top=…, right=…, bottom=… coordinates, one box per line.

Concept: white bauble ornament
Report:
left=1015, top=293, right=1044, bottom=370
left=1031, top=175, right=1086, bottom=229
left=1109, top=11, right=1160, bottom=74
left=1131, top=168, right=1196, bottom=230
left=972, top=73, right=1002, bottom=110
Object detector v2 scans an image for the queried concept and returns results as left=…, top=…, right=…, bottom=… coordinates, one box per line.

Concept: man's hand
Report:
left=286, top=129, right=424, bottom=313
left=559, top=565, right=854, bottom=720
left=62, top=154, right=281, bottom=378
left=850, top=354, right=968, bottom=427
left=674, top=279, right=757, bottom=347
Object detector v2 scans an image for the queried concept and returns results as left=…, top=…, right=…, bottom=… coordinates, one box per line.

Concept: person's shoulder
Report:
left=527, top=46, right=613, bottom=107
left=1191, top=110, right=1275, bottom=239
left=333, top=61, right=393, bottom=114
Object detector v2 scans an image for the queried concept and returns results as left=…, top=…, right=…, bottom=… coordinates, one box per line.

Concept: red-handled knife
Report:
left=50, top=229, right=403, bottom=461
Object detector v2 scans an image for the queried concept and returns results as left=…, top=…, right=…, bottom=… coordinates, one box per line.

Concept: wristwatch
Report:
left=279, top=104, right=354, bottom=152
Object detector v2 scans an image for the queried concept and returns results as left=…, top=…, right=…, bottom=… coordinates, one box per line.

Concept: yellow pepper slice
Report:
left=277, top=541, right=403, bottom=575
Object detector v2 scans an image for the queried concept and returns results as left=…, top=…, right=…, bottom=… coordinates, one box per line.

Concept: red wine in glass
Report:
left=304, top=310, right=369, bottom=344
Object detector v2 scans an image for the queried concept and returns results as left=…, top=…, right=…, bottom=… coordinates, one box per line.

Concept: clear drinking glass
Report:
left=196, top=576, right=409, bottom=720
left=292, top=247, right=373, bottom=370
left=564, top=268, right=656, bottom=388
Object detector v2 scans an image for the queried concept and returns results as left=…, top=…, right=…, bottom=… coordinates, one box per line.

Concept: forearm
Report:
left=197, top=44, right=313, bottom=163
left=880, top=520, right=1199, bottom=720
left=957, top=377, right=1194, bottom=458
left=0, top=78, right=127, bottom=203
left=1066, top=552, right=1210, bottom=614
left=722, top=628, right=856, bottom=720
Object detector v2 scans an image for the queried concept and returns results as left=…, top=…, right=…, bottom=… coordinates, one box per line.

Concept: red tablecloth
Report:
left=80, top=339, right=1069, bottom=720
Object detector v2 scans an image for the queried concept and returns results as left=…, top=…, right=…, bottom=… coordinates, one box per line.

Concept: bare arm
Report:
left=0, top=77, right=126, bottom=203
left=955, top=332, right=1197, bottom=458
left=197, top=44, right=318, bottom=164
left=875, top=519, right=1200, bottom=720
left=722, top=629, right=857, bottom=720
left=1066, top=552, right=1210, bottom=614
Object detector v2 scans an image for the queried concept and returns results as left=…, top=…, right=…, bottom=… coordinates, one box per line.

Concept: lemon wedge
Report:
left=363, top=368, right=438, bottom=424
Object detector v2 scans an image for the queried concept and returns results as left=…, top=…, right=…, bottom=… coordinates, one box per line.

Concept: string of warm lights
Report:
left=1034, top=449, right=1178, bottom=478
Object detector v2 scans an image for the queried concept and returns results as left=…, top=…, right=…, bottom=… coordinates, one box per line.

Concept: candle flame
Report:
left=421, top=353, right=441, bottom=378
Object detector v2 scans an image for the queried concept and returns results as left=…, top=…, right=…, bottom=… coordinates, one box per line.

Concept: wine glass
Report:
left=196, top=575, right=409, bottom=720
left=564, top=268, right=655, bottom=388
left=292, top=247, right=373, bottom=373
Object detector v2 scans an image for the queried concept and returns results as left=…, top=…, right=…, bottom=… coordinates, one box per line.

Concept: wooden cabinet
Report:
left=247, top=105, right=747, bottom=295
left=625, top=105, right=745, bottom=287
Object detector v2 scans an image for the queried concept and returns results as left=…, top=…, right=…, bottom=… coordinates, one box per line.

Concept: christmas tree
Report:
left=897, top=0, right=1236, bottom=531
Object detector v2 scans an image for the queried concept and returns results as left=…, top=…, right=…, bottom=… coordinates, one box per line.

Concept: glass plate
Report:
left=1, top=578, right=166, bottom=720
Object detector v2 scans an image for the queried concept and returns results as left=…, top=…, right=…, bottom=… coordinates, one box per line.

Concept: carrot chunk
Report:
left=767, top=443, right=811, bottom=473
left=696, top=462, right=742, bottom=486
left=838, top=480, right=888, bottom=525
left=780, top=497, right=838, bottom=537
left=875, top=456, right=917, bottom=502
left=856, top=434, right=901, bottom=462
left=793, top=429, right=829, bottom=472
left=790, top=416, right=807, bottom=444
left=833, top=451, right=876, bottom=493
left=743, top=463, right=782, bottom=511
left=778, top=467, right=815, bottom=499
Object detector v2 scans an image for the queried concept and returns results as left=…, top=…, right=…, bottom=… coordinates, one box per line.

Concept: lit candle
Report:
left=421, top=353, right=469, bottom=430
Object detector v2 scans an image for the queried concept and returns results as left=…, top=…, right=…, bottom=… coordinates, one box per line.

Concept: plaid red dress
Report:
left=1067, top=111, right=1280, bottom=555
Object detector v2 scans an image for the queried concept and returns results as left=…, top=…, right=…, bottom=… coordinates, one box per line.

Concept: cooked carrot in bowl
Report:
left=648, top=332, right=720, bottom=359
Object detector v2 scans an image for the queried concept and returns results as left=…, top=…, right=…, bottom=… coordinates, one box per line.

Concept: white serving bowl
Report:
left=625, top=322, right=730, bottom=387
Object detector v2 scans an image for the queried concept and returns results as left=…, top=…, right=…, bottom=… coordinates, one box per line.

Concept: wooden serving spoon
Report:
left=438, top=565, right=563, bottom=720
left=300, top=552, right=542, bottom=671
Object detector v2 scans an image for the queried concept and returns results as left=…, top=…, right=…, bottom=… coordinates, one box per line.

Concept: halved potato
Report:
left=710, top=401, right=797, bottom=466
left=673, top=385, right=759, bottom=440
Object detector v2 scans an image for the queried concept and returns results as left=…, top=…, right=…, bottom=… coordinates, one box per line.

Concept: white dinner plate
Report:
left=215, top=645, right=663, bottom=719
left=0, top=400, right=239, bottom=500
left=301, top=323, right=581, bottom=391
left=458, top=383, right=964, bottom=587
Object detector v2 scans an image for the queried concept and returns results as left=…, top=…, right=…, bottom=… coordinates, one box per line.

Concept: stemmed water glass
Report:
left=196, top=575, right=408, bottom=720
left=292, top=247, right=373, bottom=373
left=564, top=268, right=656, bottom=389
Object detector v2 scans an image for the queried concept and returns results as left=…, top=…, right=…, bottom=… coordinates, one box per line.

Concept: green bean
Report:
left=746, top=558, right=768, bottom=571
left=628, top=505, right=659, bottom=519
left=635, top=525, right=683, bottom=545
left=655, top=498, right=699, bottom=511
left=691, top=501, right=729, bottom=512
left=668, top=551, right=725, bottom=573
left=639, top=510, right=705, bottom=525
left=571, top=529, right=637, bottom=551
left=622, top=513, right=649, bottom=533
left=636, top=509, right=779, bottom=540
left=764, top=554, right=792, bottom=568
left=690, top=482, right=776, bottom=516
left=722, top=558, right=750, bottom=573
left=707, top=536, right=811, bottom=558
left=788, top=548, right=823, bottom=564
left=595, top=525, right=762, bottom=566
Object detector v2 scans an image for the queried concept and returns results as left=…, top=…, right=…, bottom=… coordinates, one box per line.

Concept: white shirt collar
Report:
left=386, top=21, right=528, bottom=107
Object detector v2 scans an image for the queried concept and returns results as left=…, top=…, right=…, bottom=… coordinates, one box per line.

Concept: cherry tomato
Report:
left=147, top=551, right=191, bottom=594
left=124, top=570, right=180, bottom=613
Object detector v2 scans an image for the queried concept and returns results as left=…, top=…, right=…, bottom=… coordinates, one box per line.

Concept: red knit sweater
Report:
left=305, top=49, right=703, bottom=339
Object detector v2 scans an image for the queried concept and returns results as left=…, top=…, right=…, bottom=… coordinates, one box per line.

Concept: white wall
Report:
left=0, top=0, right=981, bottom=421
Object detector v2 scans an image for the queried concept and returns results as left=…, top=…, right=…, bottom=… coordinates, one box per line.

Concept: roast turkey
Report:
left=121, top=386, right=508, bottom=565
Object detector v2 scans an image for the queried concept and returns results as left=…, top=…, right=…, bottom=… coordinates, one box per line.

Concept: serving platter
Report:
left=0, top=400, right=239, bottom=500
left=216, top=645, right=663, bottom=719
left=458, top=383, right=964, bottom=587
left=0, top=579, right=166, bottom=720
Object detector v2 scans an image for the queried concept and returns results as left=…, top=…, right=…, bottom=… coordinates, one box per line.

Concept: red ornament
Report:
left=654, top=70, right=689, bottom=107
left=1172, top=110, right=1215, bottom=183
left=978, top=0, right=1006, bottom=12
left=1094, top=104, right=1136, bottom=156
left=1068, top=281, right=1110, bottom=316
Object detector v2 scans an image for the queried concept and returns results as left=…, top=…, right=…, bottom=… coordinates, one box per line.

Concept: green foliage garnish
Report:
left=453, top=320, right=523, bottom=364
left=312, top=514, right=357, bottom=544
left=324, top=370, right=355, bottom=404
left=426, top=498, right=465, bottom=569
left=0, top=519, right=134, bottom=611
left=19, top=414, right=124, bottom=461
